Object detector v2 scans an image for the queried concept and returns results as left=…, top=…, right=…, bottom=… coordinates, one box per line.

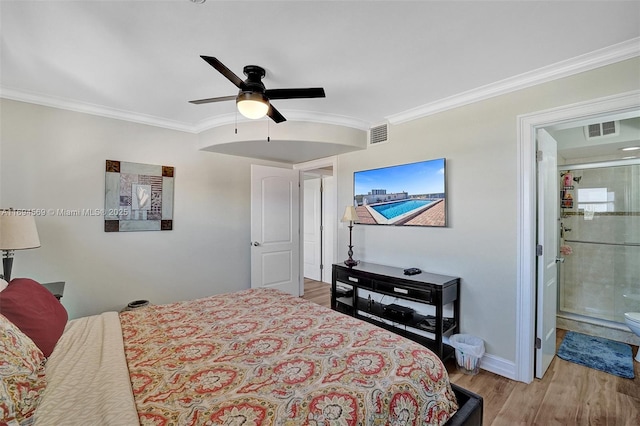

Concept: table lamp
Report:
left=0, top=210, right=41, bottom=281
left=341, top=206, right=359, bottom=267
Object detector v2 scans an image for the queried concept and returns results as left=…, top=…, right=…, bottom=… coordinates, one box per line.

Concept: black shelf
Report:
left=354, top=310, right=456, bottom=361
left=332, top=262, right=460, bottom=361
left=354, top=297, right=456, bottom=335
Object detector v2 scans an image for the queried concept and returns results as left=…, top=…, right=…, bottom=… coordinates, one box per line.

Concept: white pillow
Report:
left=0, top=278, right=8, bottom=292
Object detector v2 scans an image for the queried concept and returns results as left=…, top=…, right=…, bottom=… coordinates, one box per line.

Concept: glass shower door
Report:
left=558, top=160, right=640, bottom=325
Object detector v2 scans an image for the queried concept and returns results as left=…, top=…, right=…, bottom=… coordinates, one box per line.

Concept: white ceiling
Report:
left=1, top=1, right=640, bottom=161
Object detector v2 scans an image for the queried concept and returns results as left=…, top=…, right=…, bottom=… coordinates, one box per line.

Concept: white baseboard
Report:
left=477, top=353, right=517, bottom=381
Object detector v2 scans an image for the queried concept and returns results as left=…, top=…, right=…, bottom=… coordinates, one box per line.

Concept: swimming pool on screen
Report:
left=370, top=199, right=436, bottom=220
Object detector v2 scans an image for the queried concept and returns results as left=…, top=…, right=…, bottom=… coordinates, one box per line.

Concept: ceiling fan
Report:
left=189, top=56, right=326, bottom=123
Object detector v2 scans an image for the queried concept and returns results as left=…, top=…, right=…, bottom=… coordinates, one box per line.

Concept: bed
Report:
left=1, top=280, right=482, bottom=425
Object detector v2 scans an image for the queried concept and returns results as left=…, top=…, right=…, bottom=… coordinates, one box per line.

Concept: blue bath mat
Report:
left=557, top=331, right=635, bottom=379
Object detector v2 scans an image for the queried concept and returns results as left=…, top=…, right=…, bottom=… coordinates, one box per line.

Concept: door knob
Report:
left=555, top=257, right=565, bottom=263
left=252, top=241, right=261, bottom=247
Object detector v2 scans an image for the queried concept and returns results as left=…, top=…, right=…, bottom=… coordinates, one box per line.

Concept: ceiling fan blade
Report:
left=189, top=95, right=237, bottom=105
left=264, top=88, right=325, bottom=100
left=200, top=56, right=246, bottom=90
left=267, top=104, right=286, bottom=123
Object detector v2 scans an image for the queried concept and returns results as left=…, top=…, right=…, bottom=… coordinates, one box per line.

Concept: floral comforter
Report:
left=119, top=288, right=458, bottom=425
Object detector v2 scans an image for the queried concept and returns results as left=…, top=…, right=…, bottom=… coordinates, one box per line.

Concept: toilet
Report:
left=624, top=312, right=640, bottom=362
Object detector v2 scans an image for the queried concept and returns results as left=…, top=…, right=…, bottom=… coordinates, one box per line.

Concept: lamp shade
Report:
left=0, top=212, right=41, bottom=250
left=341, top=206, right=358, bottom=223
left=236, top=92, right=270, bottom=119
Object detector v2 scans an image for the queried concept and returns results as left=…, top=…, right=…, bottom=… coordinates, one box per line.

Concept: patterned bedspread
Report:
left=119, top=288, right=458, bottom=425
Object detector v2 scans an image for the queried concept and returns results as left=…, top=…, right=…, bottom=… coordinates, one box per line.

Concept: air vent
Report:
left=369, top=124, right=388, bottom=145
left=587, top=124, right=601, bottom=138
left=584, top=121, right=619, bottom=139
left=602, top=121, right=616, bottom=135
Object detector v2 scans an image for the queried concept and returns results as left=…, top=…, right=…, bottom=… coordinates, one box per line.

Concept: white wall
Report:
left=0, top=99, right=283, bottom=319
left=336, top=58, right=640, bottom=365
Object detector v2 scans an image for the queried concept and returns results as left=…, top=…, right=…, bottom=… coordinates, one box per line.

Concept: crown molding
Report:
left=2, top=38, right=638, bottom=132
left=387, top=37, right=640, bottom=125
left=0, top=86, right=197, bottom=133
left=0, top=86, right=370, bottom=133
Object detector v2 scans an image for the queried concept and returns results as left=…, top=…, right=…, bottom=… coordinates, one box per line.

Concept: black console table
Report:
left=332, top=262, right=460, bottom=361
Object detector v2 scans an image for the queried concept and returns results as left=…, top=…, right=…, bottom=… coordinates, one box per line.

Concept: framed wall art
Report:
left=104, top=160, right=174, bottom=232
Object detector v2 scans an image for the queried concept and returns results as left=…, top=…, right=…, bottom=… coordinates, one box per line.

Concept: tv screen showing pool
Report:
left=353, top=158, right=446, bottom=227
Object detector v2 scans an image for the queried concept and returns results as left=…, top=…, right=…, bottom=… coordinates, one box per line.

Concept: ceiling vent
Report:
left=584, top=120, right=619, bottom=139
left=369, top=123, right=388, bottom=145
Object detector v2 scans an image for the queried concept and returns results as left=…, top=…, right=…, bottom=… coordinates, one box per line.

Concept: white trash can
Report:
left=449, top=334, right=485, bottom=375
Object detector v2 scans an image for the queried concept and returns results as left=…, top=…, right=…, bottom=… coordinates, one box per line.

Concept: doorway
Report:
left=296, top=157, right=338, bottom=285
left=551, top=129, right=640, bottom=345
left=303, top=176, right=322, bottom=281
left=303, top=172, right=335, bottom=283
left=517, top=90, right=640, bottom=383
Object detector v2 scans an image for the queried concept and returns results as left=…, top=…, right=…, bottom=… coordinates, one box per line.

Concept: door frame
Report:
left=294, top=156, right=338, bottom=285
left=516, top=89, right=640, bottom=383
left=302, top=176, right=322, bottom=281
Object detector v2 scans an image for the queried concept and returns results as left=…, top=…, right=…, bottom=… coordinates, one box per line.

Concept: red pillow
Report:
left=0, top=278, right=68, bottom=357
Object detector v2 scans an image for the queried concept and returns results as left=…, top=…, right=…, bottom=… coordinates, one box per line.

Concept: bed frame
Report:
left=447, top=383, right=484, bottom=426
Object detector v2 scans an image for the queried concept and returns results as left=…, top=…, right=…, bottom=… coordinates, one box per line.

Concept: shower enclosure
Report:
left=558, top=159, right=640, bottom=329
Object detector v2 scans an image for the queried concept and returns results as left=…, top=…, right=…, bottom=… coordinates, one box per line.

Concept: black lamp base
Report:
left=344, top=242, right=359, bottom=268
left=344, top=258, right=359, bottom=267
left=2, top=256, right=13, bottom=282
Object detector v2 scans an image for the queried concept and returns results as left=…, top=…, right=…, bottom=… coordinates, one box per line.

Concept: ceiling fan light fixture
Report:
left=237, top=92, right=269, bottom=119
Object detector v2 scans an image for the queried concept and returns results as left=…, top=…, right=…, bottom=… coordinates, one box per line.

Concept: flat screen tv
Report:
left=353, top=158, right=446, bottom=227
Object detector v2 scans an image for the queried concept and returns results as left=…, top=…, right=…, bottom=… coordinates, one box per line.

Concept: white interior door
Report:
left=536, top=128, right=559, bottom=378
left=303, top=178, right=321, bottom=281
left=251, top=165, right=300, bottom=296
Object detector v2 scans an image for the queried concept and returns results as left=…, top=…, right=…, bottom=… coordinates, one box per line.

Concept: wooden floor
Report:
left=302, top=278, right=640, bottom=425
